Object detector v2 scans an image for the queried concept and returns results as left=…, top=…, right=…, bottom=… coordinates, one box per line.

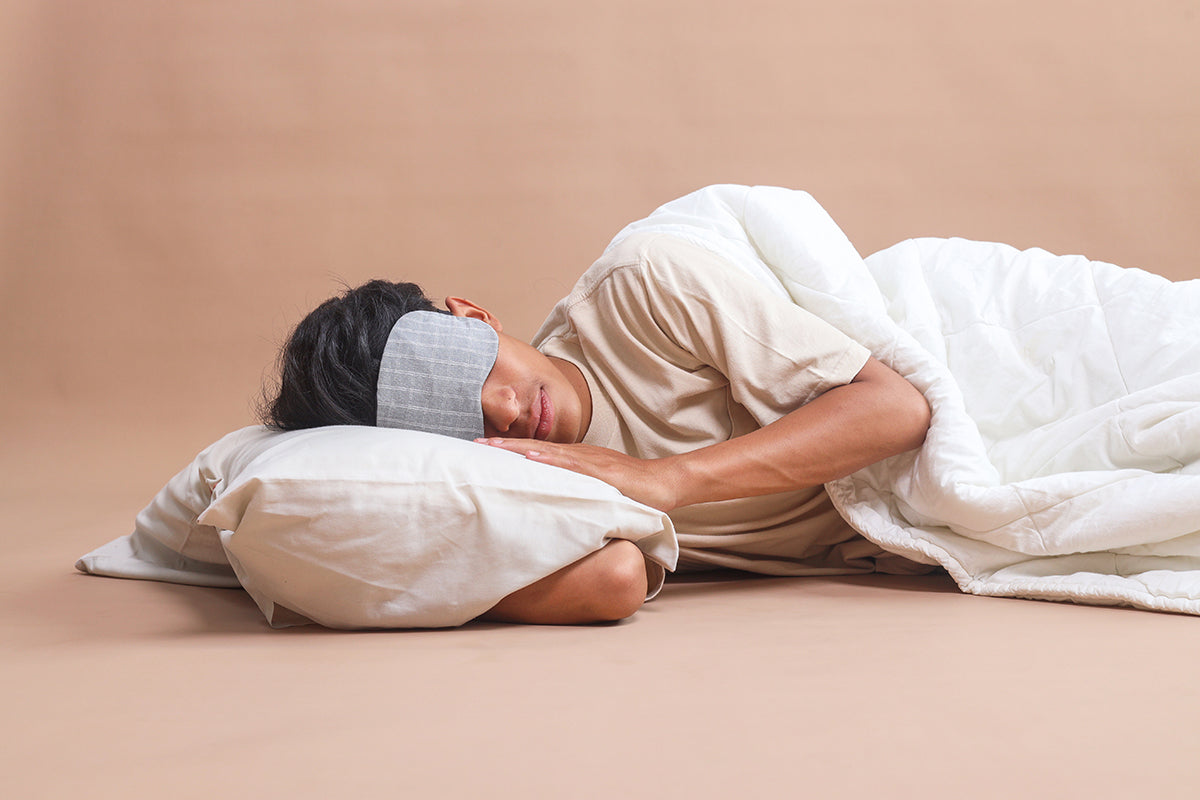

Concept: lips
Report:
left=533, top=389, right=554, bottom=440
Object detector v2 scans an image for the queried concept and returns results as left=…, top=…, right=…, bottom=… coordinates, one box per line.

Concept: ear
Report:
left=444, top=296, right=504, bottom=334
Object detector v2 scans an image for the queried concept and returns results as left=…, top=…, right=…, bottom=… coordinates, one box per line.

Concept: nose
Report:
left=481, top=385, right=520, bottom=436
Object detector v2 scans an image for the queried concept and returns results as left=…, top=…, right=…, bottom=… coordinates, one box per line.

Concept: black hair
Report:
left=261, top=280, right=446, bottom=431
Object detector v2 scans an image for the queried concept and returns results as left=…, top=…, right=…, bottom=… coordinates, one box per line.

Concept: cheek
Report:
left=549, top=382, right=581, bottom=443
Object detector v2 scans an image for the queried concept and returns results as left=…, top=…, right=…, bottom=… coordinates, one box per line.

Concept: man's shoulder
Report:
left=601, top=231, right=723, bottom=268
left=533, top=231, right=756, bottom=348
left=575, top=231, right=733, bottom=295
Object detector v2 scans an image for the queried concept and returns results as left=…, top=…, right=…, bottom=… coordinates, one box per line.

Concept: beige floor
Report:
left=4, top=1, right=1199, bottom=797
left=9, top=492, right=1200, bottom=797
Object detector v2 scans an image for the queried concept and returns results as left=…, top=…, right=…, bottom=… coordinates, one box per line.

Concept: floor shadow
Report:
left=660, top=569, right=960, bottom=599
left=18, top=564, right=964, bottom=644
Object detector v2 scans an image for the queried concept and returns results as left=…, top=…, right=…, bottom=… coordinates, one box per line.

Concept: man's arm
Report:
left=480, top=357, right=930, bottom=512
left=660, top=356, right=929, bottom=509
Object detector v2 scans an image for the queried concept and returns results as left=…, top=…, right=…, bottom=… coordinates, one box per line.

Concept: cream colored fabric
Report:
left=534, top=233, right=928, bottom=576
left=76, top=425, right=679, bottom=628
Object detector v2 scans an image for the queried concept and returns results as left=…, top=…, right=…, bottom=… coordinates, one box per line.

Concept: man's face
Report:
left=479, top=332, right=586, bottom=444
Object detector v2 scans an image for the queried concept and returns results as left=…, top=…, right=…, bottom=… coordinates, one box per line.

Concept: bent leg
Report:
left=480, top=539, right=648, bottom=625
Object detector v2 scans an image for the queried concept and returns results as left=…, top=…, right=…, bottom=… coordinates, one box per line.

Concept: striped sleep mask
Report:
left=375, top=311, right=499, bottom=440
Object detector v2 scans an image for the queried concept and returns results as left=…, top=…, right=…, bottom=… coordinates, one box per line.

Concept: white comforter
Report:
left=612, top=184, right=1200, bottom=614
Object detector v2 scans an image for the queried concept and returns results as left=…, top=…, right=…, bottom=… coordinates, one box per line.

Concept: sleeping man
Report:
left=74, top=184, right=1196, bottom=622
left=259, top=183, right=1200, bottom=623
left=264, top=228, right=935, bottom=625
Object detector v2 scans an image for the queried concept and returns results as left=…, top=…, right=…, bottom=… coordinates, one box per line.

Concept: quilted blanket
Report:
left=611, top=184, right=1200, bottom=614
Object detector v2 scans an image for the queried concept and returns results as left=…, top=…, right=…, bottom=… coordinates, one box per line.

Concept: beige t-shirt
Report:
left=534, top=233, right=927, bottom=576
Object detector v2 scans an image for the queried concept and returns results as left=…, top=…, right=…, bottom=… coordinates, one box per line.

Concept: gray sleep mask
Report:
left=375, top=311, right=499, bottom=440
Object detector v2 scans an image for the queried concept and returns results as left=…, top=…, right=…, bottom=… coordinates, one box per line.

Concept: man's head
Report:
left=264, top=280, right=441, bottom=431
left=263, top=281, right=589, bottom=443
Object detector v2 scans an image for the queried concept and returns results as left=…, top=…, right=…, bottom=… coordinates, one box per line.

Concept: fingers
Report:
left=474, top=438, right=673, bottom=511
left=476, top=437, right=602, bottom=476
left=475, top=437, right=545, bottom=455
left=475, top=437, right=565, bottom=466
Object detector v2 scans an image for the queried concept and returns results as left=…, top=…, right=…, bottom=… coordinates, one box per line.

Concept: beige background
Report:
left=3, top=1, right=1198, bottom=797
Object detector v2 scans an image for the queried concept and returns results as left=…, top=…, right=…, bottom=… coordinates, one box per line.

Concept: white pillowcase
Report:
left=77, top=426, right=678, bottom=629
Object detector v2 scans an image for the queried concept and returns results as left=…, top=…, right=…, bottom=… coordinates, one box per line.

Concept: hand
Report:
left=476, top=438, right=682, bottom=512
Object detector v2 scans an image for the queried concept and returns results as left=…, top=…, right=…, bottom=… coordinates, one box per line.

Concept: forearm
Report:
left=662, top=357, right=930, bottom=509
left=480, top=358, right=930, bottom=513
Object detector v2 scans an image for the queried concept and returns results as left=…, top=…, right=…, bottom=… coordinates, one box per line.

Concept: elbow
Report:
left=854, top=357, right=930, bottom=457
left=897, top=383, right=931, bottom=453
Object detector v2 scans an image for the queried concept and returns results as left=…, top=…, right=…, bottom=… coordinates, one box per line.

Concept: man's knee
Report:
left=592, top=539, right=648, bottom=620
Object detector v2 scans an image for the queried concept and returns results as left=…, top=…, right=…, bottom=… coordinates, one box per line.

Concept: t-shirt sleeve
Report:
left=603, top=235, right=871, bottom=425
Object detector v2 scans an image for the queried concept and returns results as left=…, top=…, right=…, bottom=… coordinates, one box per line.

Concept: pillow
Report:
left=75, top=426, right=284, bottom=588
left=77, top=426, right=678, bottom=629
